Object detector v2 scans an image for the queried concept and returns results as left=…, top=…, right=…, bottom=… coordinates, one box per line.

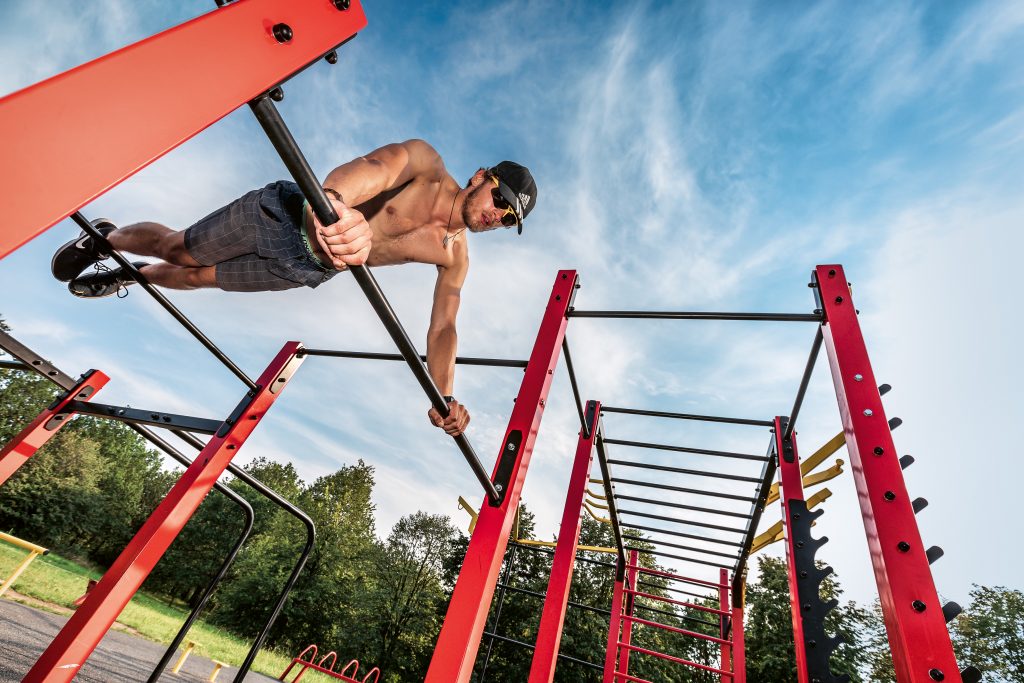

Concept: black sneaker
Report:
left=68, top=262, right=148, bottom=299
left=51, top=219, right=117, bottom=282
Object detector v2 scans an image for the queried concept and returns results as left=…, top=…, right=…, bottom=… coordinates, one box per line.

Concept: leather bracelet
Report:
left=443, top=395, right=456, bottom=403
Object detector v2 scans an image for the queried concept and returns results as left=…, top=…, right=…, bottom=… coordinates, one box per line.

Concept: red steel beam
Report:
left=775, top=414, right=811, bottom=683
left=0, top=370, right=108, bottom=486
left=719, top=568, right=731, bottom=682
left=603, top=560, right=627, bottom=683
left=0, top=0, right=367, bottom=260
left=23, top=342, right=305, bottom=682
left=424, top=271, right=578, bottom=683
left=527, top=400, right=601, bottom=683
left=816, top=264, right=962, bottom=682
left=627, top=564, right=729, bottom=589
left=619, top=551, right=639, bottom=680
left=731, top=604, right=746, bottom=683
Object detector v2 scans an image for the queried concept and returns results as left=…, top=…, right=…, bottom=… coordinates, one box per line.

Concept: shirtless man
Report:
left=50, top=139, right=538, bottom=437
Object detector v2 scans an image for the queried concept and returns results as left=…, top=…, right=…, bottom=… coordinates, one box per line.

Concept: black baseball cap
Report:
left=488, top=161, right=537, bottom=234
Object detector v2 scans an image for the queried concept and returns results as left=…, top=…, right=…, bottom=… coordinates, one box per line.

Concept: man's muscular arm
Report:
left=323, top=139, right=444, bottom=207
left=426, top=242, right=470, bottom=436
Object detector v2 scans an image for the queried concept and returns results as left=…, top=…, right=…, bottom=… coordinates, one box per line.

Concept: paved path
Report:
left=0, top=599, right=278, bottom=682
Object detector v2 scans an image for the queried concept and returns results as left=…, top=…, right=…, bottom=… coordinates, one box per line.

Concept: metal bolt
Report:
left=799, top=571, right=808, bottom=578
left=913, top=600, right=927, bottom=612
left=555, top=295, right=561, bottom=301
left=272, top=23, right=293, bottom=43
left=835, top=296, right=844, bottom=304
left=808, top=639, right=817, bottom=648
left=828, top=269, right=836, bottom=277
left=796, top=541, right=804, bottom=549
left=929, top=669, right=945, bottom=681
left=539, top=399, right=545, bottom=406
left=332, top=0, right=350, bottom=9
left=495, top=483, right=503, bottom=492
left=898, top=541, right=911, bottom=552
left=227, top=444, right=236, bottom=450
left=854, top=373, right=863, bottom=381
left=802, top=602, right=811, bottom=611
left=507, top=443, right=515, bottom=451
left=884, top=491, right=896, bottom=501
left=325, top=50, right=338, bottom=64
left=270, top=87, right=284, bottom=102
left=864, top=409, right=873, bottom=416
left=874, top=446, right=884, bottom=455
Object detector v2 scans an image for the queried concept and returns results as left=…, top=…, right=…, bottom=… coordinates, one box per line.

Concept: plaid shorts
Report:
left=183, top=181, right=336, bottom=292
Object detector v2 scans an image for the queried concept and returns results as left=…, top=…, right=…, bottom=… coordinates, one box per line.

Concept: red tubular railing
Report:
left=627, top=564, right=730, bottom=591
left=624, top=588, right=730, bottom=616
left=616, top=642, right=734, bottom=677
left=620, top=614, right=731, bottom=645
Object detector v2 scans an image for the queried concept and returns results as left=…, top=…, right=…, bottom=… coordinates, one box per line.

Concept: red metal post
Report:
left=718, top=568, right=731, bottom=682
left=424, top=271, right=578, bottom=683
left=731, top=604, right=746, bottom=683
left=23, top=342, right=305, bottom=682
left=618, top=550, right=639, bottom=680
left=0, top=0, right=367, bottom=260
left=603, top=559, right=627, bottom=683
left=0, top=370, right=108, bottom=486
left=527, top=400, right=601, bottom=683
left=775, top=415, right=811, bottom=683
left=816, top=264, right=962, bottom=682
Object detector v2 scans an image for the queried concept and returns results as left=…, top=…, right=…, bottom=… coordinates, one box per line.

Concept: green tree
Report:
left=951, top=585, right=1024, bottom=681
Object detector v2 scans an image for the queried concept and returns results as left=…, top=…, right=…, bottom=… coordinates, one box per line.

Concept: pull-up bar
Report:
left=567, top=310, right=822, bottom=322
left=300, top=348, right=528, bottom=368
left=601, top=406, right=773, bottom=427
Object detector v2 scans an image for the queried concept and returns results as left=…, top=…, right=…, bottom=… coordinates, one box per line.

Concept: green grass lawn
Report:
left=0, top=541, right=346, bottom=681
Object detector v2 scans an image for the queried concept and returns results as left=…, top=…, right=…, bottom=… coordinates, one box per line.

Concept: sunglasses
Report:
left=489, top=175, right=520, bottom=227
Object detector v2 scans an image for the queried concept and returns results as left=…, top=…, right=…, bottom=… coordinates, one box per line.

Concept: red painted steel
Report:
left=527, top=400, right=601, bottom=682
left=619, top=614, right=731, bottom=645
left=817, top=264, right=962, bottom=682
left=615, top=642, right=735, bottom=677
left=0, top=371, right=108, bottom=486
left=424, top=271, right=578, bottom=683
left=731, top=605, right=746, bottom=683
left=24, top=342, right=305, bottom=682
left=719, top=568, right=731, bottom=682
left=610, top=674, right=654, bottom=683
left=623, top=588, right=729, bottom=616
left=627, top=563, right=729, bottom=589
left=603, top=561, right=627, bottom=683
left=0, top=0, right=367, bottom=260
left=619, top=551, right=639, bottom=679
left=775, top=414, right=811, bottom=683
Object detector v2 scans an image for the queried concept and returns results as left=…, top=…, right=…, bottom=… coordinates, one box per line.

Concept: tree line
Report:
left=1, top=318, right=1020, bottom=681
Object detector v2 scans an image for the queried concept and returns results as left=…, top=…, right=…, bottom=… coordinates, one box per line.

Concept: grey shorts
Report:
left=183, top=181, right=336, bottom=292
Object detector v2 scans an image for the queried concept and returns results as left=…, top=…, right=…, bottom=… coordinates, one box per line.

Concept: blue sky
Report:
left=1, top=0, right=1022, bottom=609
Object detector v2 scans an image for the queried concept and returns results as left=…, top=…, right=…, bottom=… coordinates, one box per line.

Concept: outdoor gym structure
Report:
left=0, top=1, right=982, bottom=681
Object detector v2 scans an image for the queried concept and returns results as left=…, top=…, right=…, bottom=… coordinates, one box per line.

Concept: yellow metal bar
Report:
left=752, top=488, right=834, bottom=554
left=171, top=640, right=198, bottom=674
left=766, top=431, right=847, bottom=504
left=513, top=538, right=617, bottom=555
left=0, top=530, right=48, bottom=555
left=457, top=496, right=479, bottom=534
left=0, top=549, right=41, bottom=598
left=801, top=459, right=844, bottom=490
left=584, top=497, right=609, bottom=510
left=582, top=501, right=611, bottom=524
left=586, top=487, right=607, bottom=501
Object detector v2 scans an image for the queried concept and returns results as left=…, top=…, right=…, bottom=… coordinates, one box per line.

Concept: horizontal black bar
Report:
left=621, top=522, right=745, bottom=548
left=618, top=524, right=741, bottom=548
left=64, top=400, right=222, bottom=435
left=510, top=541, right=617, bottom=569
left=300, top=348, right=528, bottom=368
left=481, top=632, right=603, bottom=671
left=0, top=359, right=30, bottom=371
left=604, top=437, right=769, bottom=463
left=495, top=582, right=612, bottom=617
left=567, top=310, right=823, bottom=322
left=622, top=534, right=739, bottom=561
left=618, top=508, right=747, bottom=534
left=630, top=601, right=719, bottom=629
left=611, top=477, right=756, bottom=503
left=638, top=579, right=713, bottom=603
left=608, top=458, right=762, bottom=484
left=615, top=494, right=751, bottom=520
left=601, top=406, right=773, bottom=427
left=627, top=546, right=733, bottom=570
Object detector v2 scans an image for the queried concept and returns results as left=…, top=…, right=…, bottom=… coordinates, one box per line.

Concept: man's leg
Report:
left=107, top=222, right=202, bottom=267
left=137, top=262, right=217, bottom=289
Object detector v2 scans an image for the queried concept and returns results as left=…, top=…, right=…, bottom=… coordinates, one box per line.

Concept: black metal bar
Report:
left=631, top=601, right=718, bottom=629
left=638, top=579, right=714, bottom=603
left=510, top=541, right=618, bottom=569
left=594, top=429, right=627, bottom=572
left=0, top=359, right=29, bottom=371
left=561, top=335, right=588, bottom=438
left=480, top=632, right=603, bottom=671
left=603, top=437, right=769, bottom=463
left=0, top=330, right=78, bottom=386
left=71, top=212, right=258, bottom=392
left=300, top=348, right=528, bottom=368
left=611, top=477, right=756, bottom=503
left=601, top=406, right=774, bottom=427
left=620, top=522, right=746, bottom=548
left=567, top=310, right=823, bottom=322
left=627, top=546, right=733, bottom=570
left=615, top=494, right=752, bottom=520
left=617, top=508, right=747, bottom=534
left=62, top=400, right=223, bottom=435
left=783, top=326, right=823, bottom=441
left=248, top=95, right=499, bottom=505
left=731, top=440, right=778, bottom=602
left=607, top=458, right=763, bottom=484
left=494, top=581, right=612, bottom=617
left=622, top=534, right=739, bottom=561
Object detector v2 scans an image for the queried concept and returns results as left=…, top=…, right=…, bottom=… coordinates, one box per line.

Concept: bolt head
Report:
left=913, top=600, right=927, bottom=612
left=854, top=373, right=863, bottom=381
left=835, top=296, right=844, bottom=304
left=864, top=409, right=873, bottom=416
left=495, top=483, right=503, bottom=492
left=874, top=446, right=884, bottom=455
left=884, top=491, right=896, bottom=501
left=929, top=669, right=945, bottom=681
left=898, top=541, right=911, bottom=552
left=272, top=23, right=293, bottom=43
